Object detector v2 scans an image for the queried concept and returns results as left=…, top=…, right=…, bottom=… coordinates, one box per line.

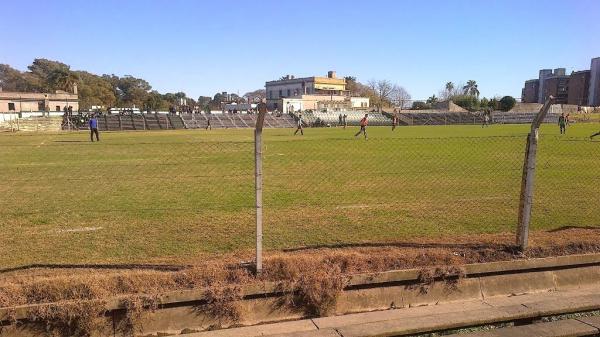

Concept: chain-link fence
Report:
left=262, top=136, right=526, bottom=249
left=533, top=135, right=600, bottom=231
left=0, top=139, right=255, bottom=268
left=1, top=124, right=599, bottom=269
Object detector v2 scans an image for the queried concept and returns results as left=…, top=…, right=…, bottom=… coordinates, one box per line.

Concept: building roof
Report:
left=266, top=76, right=345, bottom=86
left=0, top=91, right=78, bottom=100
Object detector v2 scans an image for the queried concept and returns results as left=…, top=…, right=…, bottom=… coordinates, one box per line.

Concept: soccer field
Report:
left=1, top=123, right=599, bottom=268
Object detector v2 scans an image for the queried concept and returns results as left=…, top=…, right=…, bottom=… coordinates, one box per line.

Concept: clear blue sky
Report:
left=2, top=0, right=600, bottom=100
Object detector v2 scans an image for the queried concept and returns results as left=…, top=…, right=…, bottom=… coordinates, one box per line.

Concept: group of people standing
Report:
left=294, top=113, right=369, bottom=139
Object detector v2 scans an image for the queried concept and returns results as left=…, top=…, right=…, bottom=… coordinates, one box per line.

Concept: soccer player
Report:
left=343, top=114, right=347, bottom=129
left=558, top=113, right=567, bottom=134
left=482, top=111, right=490, bottom=128
left=89, top=114, right=100, bottom=142
left=206, top=117, right=211, bottom=130
left=392, top=112, right=398, bottom=131
left=294, top=113, right=304, bottom=135
left=354, top=113, right=369, bottom=139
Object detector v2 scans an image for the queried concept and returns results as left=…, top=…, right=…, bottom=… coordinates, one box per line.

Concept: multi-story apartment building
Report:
left=521, top=58, right=600, bottom=107
left=521, top=79, right=539, bottom=103
left=567, top=70, right=590, bottom=106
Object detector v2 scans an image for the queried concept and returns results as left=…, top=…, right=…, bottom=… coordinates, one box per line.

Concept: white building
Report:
left=265, top=71, right=369, bottom=112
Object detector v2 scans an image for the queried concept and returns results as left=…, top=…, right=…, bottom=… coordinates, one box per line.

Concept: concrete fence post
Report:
left=255, top=102, right=267, bottom=275
left=517, top=96, right=553, bottom=250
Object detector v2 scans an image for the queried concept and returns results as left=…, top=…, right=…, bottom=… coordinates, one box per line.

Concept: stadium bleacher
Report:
left=398, top=112, right=483, bottom=126
left=492, top=112, right=560, bottom=124
left=62, top=109, right=561, bottom=131
left=293, top=111, right=391, bottom=127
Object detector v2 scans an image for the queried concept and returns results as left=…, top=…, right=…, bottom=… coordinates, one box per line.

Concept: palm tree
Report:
left=426, top=94, right=438, bottom=106
left=445, top=82, right=454, bottom=95
left=463, top=80, right=480, bottom=97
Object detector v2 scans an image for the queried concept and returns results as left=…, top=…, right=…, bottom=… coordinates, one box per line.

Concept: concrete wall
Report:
left=350, top=97, right=369, bottom=108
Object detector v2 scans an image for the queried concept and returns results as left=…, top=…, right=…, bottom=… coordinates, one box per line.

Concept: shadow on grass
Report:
left=0, top=263, right=190, bottom=274
left=548, top=225, right=600, bottom=233
left=282, top=241, right=512, bottom=252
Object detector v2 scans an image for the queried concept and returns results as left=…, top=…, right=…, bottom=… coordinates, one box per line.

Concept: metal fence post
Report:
left=516, top=96, right=553, bottom=250
left=255, top=103, right=267, bottom=274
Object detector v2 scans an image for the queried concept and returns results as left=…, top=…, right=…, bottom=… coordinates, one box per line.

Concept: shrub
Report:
left=498, top=96, right=516, bottom=112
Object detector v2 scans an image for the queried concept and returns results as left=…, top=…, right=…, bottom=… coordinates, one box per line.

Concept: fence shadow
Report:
left=282, top=241, right=512, bottom=252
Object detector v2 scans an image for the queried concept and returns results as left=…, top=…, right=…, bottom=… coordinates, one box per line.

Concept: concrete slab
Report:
left=523, top=294, right=600, bottom=316
left=577, top=315, right=600, bottom=329
left=181, top=320, right=316, bottom=337
left=336, top=307, right=519, bottom=337
left=443, top=319, right=598, bottom=337
left=315, top=300, right=489, bottom=329
left=266, top=329, right=341, bottom=337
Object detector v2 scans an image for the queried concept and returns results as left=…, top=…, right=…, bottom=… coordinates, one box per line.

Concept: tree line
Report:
left=418, top=81, right=516, bottom=112
left=0, top=59, right=264, bottom=112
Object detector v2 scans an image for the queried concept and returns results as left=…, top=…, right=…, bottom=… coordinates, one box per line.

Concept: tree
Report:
left=498, top=96, right=516, bottom=112
left=243, top=89, right=266, bottom=102
left=426, top=95, right=438, bottom=106
left=344, top=76, right=360, bottom=96
left=411, top=101, right=430, bottom=110
left=463, top=80, right=480, bottom=97
left=445, top=82, right=454, bottom=94
left=48, top=69, right=79, bottom=93
left=488, top=98, right=499, bottom=110
left=452, top=95, right=480, bottom=111
left=75, top=71, right=117, bottom=109
left=197, top=96, right=211, bottom=108
left=391, top=85, right=411, bottom=110
left=367, top=79, right=395, bottom=109
left=116, top=75, right=152, bottom=107
left=480, top=97, right=489, bottom=110
left=145, top=91, right=167, bottom=111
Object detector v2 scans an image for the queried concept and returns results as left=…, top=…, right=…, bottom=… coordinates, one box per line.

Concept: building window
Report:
left=287, top=89, right=291, bottom=97
left=278, top=90, right=282, bottom=97
left=269, top=91, right=273, bottom=99
left=8, top=103, right=15, bottom=111
left=56, top=106, right=61, bottom=111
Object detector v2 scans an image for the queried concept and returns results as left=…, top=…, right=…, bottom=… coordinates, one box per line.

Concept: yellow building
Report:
left=265, top=71, right=368, bottom=112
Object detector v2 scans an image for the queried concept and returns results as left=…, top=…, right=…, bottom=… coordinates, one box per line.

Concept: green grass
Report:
left=1, top=123, right=599, bottom=268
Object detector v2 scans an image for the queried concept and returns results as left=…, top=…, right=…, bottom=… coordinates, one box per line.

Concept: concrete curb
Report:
left=2, top=253, right=600, bottom=336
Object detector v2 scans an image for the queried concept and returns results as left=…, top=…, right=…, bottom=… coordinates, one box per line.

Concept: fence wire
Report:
left=1, top=130, right=599, bottom=268
left=262, top=136, right=527, bottom=249
left=533, top=136, right=600, bottom=230
left=0, top=140, right=255, bottom=267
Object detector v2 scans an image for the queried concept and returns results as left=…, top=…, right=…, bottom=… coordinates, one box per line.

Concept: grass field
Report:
left=1, top=123, right=599, bottom=268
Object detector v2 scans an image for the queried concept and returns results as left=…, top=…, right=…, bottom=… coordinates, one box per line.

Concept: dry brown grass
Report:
left=2, top=229, right=600, bottom=336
